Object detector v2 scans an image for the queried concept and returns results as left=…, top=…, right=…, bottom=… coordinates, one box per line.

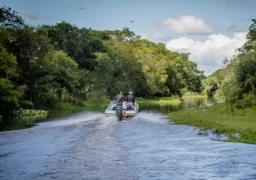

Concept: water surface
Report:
left=1, top=97, right=255, bottom=180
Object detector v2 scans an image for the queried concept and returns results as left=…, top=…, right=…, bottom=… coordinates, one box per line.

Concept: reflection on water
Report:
left=1, top=106, right=254, bottom=180
left=140, top=96, right=219, bottom=114
left=0, top=109, right=83, bottom=132
left=0, top=115, right=48, bottom=131
left=0, top=97, right=218, bottom=132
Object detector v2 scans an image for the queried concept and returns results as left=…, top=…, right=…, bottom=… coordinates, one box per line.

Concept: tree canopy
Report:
left=1, top=6, right=254, bottom=119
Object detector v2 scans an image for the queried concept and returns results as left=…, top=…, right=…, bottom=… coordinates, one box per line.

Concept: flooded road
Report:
left=0, top=110, right=255, bottom=180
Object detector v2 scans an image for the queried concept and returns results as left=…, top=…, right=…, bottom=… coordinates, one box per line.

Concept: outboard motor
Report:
left=116, top=104, right=122, bottom=121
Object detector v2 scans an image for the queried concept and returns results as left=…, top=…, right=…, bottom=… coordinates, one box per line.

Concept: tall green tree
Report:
left=36, top=50, right=79, bottom=105
left=235, top=50, right=256, bottom=96
left=0, top=46, right=22, bottom=119
left=0, top=6, right=24, bottom=29
left=42, top=22, right=106, bottom=70
left=239, top=19, right=256, bottom=53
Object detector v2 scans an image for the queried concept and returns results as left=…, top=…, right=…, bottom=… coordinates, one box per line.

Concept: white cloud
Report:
left=139, top=32, right=164, bottom=42
left=161, top=16, right=214, bottom=34
left=165, top=32, right=247, bottom=75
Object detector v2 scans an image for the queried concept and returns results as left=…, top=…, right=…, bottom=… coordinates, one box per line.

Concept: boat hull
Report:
left=105, top=102, right=139, bottom=118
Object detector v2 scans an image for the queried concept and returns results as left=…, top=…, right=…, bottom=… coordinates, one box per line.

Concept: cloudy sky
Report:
left=1, top=0, right=255, bottom=75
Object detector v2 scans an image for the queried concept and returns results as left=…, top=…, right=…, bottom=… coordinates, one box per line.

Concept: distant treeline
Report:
left=0, top=6, right=206, bottom=119
left=1, top=6, right=255, bottom=120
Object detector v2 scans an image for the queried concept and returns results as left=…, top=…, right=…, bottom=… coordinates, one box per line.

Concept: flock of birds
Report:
left=80, top=8, right=135, bottom=24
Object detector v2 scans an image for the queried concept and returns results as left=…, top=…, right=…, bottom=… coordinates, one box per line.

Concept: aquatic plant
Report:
left=12, top=109, right=48, bottom=117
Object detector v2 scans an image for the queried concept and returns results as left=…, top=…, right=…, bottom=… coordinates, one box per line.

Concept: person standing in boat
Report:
left=114, top=91, right=126, bottom=121
left=114, top=91, right=126, bottom=105
left=127, top=91, right=135, bottom=104
left=127, top=91, right=135, bottom=110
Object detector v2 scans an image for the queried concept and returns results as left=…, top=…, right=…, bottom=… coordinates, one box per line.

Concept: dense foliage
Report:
left=0, top=7, right=205, bottom=120
left=202, top=19, right=256, bottom=109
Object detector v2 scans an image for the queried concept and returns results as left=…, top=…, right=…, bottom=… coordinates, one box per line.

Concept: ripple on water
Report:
left=0, top=110, right=256, bottom=180
left=116, top=111, right=256, bottom=180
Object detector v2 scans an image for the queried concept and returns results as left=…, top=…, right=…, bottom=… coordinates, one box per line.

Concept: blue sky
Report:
left=1, top=0, right=255, bottom=75
left=1, top=0, right=254, bottom=37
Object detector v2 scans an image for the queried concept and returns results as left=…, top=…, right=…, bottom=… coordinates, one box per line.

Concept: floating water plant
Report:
left=12, top=109, right=49, bottom=117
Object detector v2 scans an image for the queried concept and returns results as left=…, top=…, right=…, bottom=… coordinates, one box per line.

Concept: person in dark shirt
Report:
left=114, top=91, right=126, bottom=105
left=126, top=91, right=135, bottom=110
left=127, top=91, right=135, bottom=104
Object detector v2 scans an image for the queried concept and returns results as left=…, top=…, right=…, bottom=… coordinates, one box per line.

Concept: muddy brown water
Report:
left=0, top=97, right=255, bottom=180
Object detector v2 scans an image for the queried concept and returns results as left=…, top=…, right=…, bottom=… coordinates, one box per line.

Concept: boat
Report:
left=105, top=101, right=139, bottom=119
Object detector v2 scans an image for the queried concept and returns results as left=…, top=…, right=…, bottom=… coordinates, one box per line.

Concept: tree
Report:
left=7, top=27, right=54, bottom=103
left=165, top=67, right=182, bottom=96
left=0, top=6, right=24, bottom=29
left=92, top=44, right=150, bottom=98
left=238, top=19, right=256, bottom=53
left=42, top=22, right=106, bottom=70
left=235, top=50, right=256, bottom=96
left=0, top=46, right=22, bottom=119
left=40, top=50, right=79, bottom=102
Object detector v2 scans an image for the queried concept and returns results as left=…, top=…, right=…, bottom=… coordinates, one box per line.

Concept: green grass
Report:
left=182, top=95, right=207, bottom=98
left=182, top=92, right=206, bottom=97
left=168, top=103, right=256, bottom=144
left=136, top=97, right=182, bottom=106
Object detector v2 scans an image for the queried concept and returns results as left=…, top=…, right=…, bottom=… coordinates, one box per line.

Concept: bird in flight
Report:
left=81, top=8, right=84, bottom=9
left=130, top=20, right=135, bottom=23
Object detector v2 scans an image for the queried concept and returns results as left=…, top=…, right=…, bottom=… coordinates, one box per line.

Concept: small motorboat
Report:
left=105, top=101, right=139, bottom=120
